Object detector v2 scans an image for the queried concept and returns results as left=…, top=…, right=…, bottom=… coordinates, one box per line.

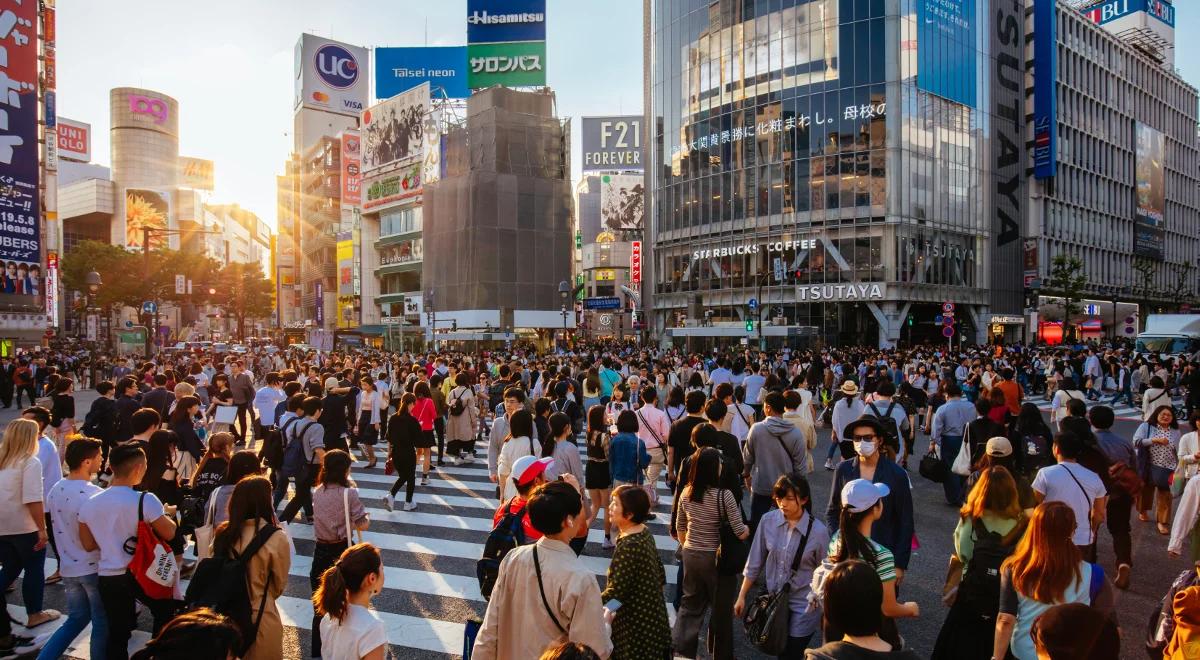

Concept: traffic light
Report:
left=745, top=320, right=754, bottom=332
left=907, top=314, right=914, bottom=326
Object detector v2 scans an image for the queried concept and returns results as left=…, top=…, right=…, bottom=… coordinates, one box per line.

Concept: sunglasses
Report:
left=852, top=433, right=877, bottom=441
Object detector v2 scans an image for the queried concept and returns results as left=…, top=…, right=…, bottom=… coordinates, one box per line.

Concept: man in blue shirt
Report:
left=1089, top=405, right=1135, bottom=589
left=598, top=357, right=623, bottom=405
left=741, top=365, right=767, bottom=418
left=929, top=382, right=976, bottom=505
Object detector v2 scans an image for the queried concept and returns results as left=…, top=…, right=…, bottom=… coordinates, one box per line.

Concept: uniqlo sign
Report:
left=630, top=241, right=642, bottom=284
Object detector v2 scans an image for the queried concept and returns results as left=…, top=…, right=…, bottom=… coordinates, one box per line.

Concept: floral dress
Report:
left=601, top=527, right=671, bottom=660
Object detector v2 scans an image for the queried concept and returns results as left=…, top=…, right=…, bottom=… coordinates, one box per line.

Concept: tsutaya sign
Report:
left=692, top=238, right=819, bottom=261
left=797, top=282, right=886, bottom=302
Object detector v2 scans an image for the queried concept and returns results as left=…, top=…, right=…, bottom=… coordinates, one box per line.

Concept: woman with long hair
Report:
left=384, top=393, right=420, bottom=512
left=0, top=419, right=57, bottom=633
left=1135, top=405, right=1182, bottom=534
left=1013, top=402, right=1055, bottom=477
left=205, top=450, right=265, bottom=531
left=141, top=429, right=182, bottom=507
left=992, top=501, right=1113, bottom=660
left=314, top=543, right=387, bottom=660
left=964, top=439, right=1038, bottom=513
left=190, top=431, right=234, bottom=504
left=209, top=476, right=289, bottom=660
left=445, top=372, right=478, bottom=465
left=672, top=447, right=748, bottom=660
left=411, top=381, right=437, bottom=486
left=544, top=411, right=590, bottom=555
left=496, top=409, right=538, bottom=502
left=307, top=449, right=369, bottom=658
left=583, top=405, right=615, bottom=548
left=582, top=368, right=603, bottom=412
left=825, top=478, right=919, bottom=648
left=48, top=377, right=75, bottom=452
left=354, top=377, right=384, bottom=469
left=933, top=466, right=1028, bottom=659
left=169, top=396, right=204, bottom=481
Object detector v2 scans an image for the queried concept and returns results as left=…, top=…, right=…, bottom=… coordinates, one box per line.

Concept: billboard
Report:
left=340, top=130, right=361, bottom=206
left=422, top=111, right=443, bottom=187
left=0, top=0, right=41, bottom=302
left=1033, top=0, right=1057, bottom=179
left=178, top=157, right=214, bottom=190
left=294, top=34, right=369, bottom=117
left=337, top=232, right=354, bottom=296
left=467, top=41, right=546, bottom=89
left=917, top=0, right=978, bottom=108
left=56, top=118, right=91, bottom=162
left=315, top=281, right=324, bottom=325
left=467, top=0, right=546, bottom=44
left=1134, top=122, right=1166, bottom=259
left=1084, top=0, right=1174, bottom=27
left=376, top=47, right=469, bottom=99
left=125, top=189, right=172, bottom=250
left=361, top=82, right=429, bottom=173
left=600, top=174, right=644, bottom=232
left=363, top=166, right=422, bottom=210
left=581, top=116, right=643, bottom=172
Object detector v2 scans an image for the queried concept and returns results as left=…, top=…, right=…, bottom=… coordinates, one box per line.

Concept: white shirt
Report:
left=320, top=604, right=388, bottom=660
left=46, top=478, right=102, bottom=578
left=79, top=486, right=166, bottom=576
left=0, top=457, right=42, bottom=535
left=37, top=435, right=62, bottom=502
left=1032, top=463, right=1106, bottom=545
left=253, top=386, right=287, bottom=427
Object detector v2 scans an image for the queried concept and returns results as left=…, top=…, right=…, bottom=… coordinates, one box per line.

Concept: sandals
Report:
left=1158, top=524, right=1171, bottom=535
left=23, top=609, right=61, bottom=629
left=43, top=573, right=62, bottom=586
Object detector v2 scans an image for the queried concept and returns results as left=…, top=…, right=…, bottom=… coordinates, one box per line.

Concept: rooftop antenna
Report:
left=425, top=17, right=429, bottom=46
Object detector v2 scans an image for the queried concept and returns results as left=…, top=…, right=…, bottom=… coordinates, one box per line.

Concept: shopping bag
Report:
left=950, top=436, right=972, bottom=477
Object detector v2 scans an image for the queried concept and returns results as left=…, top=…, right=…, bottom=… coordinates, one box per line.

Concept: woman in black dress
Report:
left=384, top=392, right=421, bottom=512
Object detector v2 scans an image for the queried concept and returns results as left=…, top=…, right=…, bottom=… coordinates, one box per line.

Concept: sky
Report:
left=59, top=1, right=1200, bottom=233
left=57, top=0, right=644, bottom=231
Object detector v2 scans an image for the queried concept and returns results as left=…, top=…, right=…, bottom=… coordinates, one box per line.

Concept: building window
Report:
left=380, top=207, right=422, bottom=237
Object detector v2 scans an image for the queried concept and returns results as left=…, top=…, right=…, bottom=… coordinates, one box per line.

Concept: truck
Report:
left=1136, top=314, right=1200, bottom=358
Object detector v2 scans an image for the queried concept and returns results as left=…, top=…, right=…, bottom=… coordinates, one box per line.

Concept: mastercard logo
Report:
left=312, top=91, right=330, bottom=102
left=362, top=110, right=372, bottom=124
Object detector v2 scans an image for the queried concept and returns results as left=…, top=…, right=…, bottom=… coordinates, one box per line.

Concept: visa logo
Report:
left=343, top=100, right=363, bottom=111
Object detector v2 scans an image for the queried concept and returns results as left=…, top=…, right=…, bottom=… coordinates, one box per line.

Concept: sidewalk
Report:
left=0, top=388, right=102, bottom=428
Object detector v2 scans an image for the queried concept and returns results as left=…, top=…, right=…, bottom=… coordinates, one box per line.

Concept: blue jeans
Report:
left=939, top=435, right=965, bottom=506
left=38, top=573, right=107, bottom=660
left=0, top=531, right=39, bottom=638
left=1110, top=387, right=1133, bottom=407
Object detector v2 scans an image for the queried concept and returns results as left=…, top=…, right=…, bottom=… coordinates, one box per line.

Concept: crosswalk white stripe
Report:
left=289, top=552, right=485, bottom=602
left=348, top=482, right=674, bottom=518
left=349, top=463, right=677, bottom=497
left=5, top=603, right=152, bottom=659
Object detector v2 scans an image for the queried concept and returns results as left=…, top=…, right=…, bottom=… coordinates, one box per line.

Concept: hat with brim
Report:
left=839, top=381, right=859, bottom=396
left=985, top=437, right=1013, bottom=457
left=841, top=478, right=891, bottom=513
left=512, top=456, right=554, bottom=486
left=842, top=417, right=885, bottom=443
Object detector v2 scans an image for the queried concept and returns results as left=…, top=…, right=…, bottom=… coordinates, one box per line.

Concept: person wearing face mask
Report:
left=826, top=418, right=915, bottom=582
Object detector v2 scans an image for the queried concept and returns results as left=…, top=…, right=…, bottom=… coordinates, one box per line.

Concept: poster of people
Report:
left=1134, top=122, right=1166, bottom=258
left=600, top=174, right=645, bottom=231
left=125, top=188, right=171, bottom=249
left=361, top=82, right=429, bottom=172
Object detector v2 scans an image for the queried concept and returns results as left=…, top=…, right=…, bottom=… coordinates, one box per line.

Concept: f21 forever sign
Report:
left=581, top=116, right=643, bottom=172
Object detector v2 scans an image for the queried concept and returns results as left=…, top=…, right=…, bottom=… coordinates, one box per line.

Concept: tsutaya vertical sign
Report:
left=630, top=241, right=642, bottom=284
left=989, top=0, right=1026, bottom=315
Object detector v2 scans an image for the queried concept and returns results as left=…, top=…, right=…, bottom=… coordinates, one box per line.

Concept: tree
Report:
left=1046, top=253, right=1086, bottom=341
left=1134, top=257, right=1156, bottom=324
left=211, top=262, right=274, bottom=340
left=1168, top=262, right=1198, bottom=313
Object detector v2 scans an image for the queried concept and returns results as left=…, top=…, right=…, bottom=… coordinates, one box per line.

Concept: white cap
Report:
left=840, top=478, right=890, bottom=513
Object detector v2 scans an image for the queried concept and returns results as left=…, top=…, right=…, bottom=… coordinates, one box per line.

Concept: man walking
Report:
left=1089, top=405, right=1134, bottom=588
left=929, top=382, right=976, bottom=506
left=229, top=360, right=256, bottom=446
left=743, top=392, right=807, bottom=529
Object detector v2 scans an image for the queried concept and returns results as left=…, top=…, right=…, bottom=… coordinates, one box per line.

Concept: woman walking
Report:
left=209, top=476, right=289, bottom=660
left=584, top=405, right=615, bottom=549
left=307, top=449, right=369, bottom=659
left=314, top=543, right=388, bottom=660
left=169, top=396, right=204, bottom=482
left=543, top=411, right=590, bottom=555
left=445, top=373, right=478, bottom=465
left=383, top=393, right=420, bottom=513
left=354, top=377, right=384, bottom=469
left=412, top=382, right=437, bottom=485
left=48, top=378, right=75, bottom=454
left=1135, top=405, right=1182, bottom=534
left=602, top=485, right=671, bottom=660
left=0, top=418, right=58, bottom=644
left=828, top=381, right=866, bottom=467
left=496, top=410, right=538, bottom=502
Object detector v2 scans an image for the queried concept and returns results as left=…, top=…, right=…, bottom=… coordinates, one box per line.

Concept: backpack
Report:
left=476, top=499, right=529, bottom=601
left=957, top=517, right=1025, bottom=617
left=281, top=419, right=315, bottom=478
left=866, top=402, right=902, bottom=455
left=184, top=524, right=280, bottom=656
left=449, top=387, right=469, bottom=417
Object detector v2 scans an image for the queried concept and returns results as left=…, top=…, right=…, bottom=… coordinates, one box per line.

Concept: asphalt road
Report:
left=2, top=390, right=1183, bottom=659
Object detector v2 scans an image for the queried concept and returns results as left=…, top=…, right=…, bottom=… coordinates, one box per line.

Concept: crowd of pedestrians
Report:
left=0, top=339, right=1196, bottom=659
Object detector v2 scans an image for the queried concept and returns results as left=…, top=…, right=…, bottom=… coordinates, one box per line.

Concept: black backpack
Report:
left=476, top=499, right=529, bottom=601
left=184, top=524, right=280, bottom=655
left=866, top=402, right=902, bottom=455
left=958, top=518, right=1024, bottom=618
left=449, top=387, right=469, bottom=416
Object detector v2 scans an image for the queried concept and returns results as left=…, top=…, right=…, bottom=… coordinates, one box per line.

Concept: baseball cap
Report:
left=512, top=456, right=554, bottom=486
left=840, top=478, right=890, bottom=513
left=324, top=377, right=340, bottom=392
left=986, top=437, right=1013, bottom=457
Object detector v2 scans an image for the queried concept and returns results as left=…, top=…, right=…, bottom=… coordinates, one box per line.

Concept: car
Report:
left=230, top=345, right=249, bottom=354
left=212, top=342, right=230, bottom=354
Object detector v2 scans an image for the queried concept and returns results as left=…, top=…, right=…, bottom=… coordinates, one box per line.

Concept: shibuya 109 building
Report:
left=643, top=0, right=1200, bottom=348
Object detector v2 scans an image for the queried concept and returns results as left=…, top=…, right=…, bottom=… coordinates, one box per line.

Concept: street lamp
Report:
left=84, top=271, right=101, bottom=345
left=558, top=280, right=570, bottom=351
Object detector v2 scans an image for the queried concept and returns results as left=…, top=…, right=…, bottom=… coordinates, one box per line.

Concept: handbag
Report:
left=1173, top=465, right=1189, bottom=498
left=343, top=487, right=363, bottom=545
left=919, top=446, right=948, bottom=484
left=128, top=492, right=178, bottom=601
left=743, top=515, right=815, bottom=654
left=193, top=489, right=220, bottom=560
left=716, top=488, right=748, bottom=576
left=385, top=457, right=395, bottom=476
left=951, top=425, right=973, bottom=477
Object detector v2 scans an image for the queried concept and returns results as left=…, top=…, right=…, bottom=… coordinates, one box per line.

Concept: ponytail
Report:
left=313, top=543, right=382, bottom=624
left=832, top=505, right=878, bottom=565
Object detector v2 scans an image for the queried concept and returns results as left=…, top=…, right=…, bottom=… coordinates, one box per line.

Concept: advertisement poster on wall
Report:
left=46, top=252, right=58, bottom=327
left=294, top=34, right=369, bottom=117
left=467, top=40, right=546, bottom=89
left=314, top=281, right=324, bottom=326
left=363, top=166, right=422, bottom=210
left=1134, top=122, right=1166, bottom=259
left=422, top=110, right=443, bottom=187
left=581, top=116, right=643, bottom=172
left=125, top=189, right=171, bottom=250
left=340, top=130, right=362, bottom=206
left=916, top=0, right=978, bottom=109
left=0, top=0, right=42, bottom=303
left=600, top=174, right=645, bottom=231
left=361, top=82, right=429, bottom=172
left=178, top=157, right=214, bottom=190
left=337, top=233, right=354, bottom=296
left=467, top=0, right=546, bottom=43
left=376, top=47, right=469, bottom=99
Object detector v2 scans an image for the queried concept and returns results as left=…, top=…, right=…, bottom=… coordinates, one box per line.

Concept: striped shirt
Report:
left=677, top=488, right=746, bottom=552
left=827, top=532, right=897, bottom=582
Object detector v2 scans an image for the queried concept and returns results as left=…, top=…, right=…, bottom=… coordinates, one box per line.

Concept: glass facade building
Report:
left=647, top=0, right=1028, bottom=347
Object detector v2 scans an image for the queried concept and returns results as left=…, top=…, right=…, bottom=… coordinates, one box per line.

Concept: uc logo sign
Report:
left=315, top=44, right=358, bottom=89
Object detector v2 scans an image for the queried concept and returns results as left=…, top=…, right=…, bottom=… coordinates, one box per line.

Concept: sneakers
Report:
left=460, top=453, right=475, bottom=464
left=403, top=501, right=418, bottom=511
left=420, top=473, right=430, bottom=486
left=383, top=494, right=394, bottom=512
left=602, top=536, right=615, bottom=550
left=824, top=458, right=835, bottom=471
left=0, top=634, right=41, bottom=658
left=1115, top=564, right=1131, bottom=590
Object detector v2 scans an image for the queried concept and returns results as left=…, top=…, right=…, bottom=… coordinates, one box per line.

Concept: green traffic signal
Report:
left=745, top=320, right=754, bottom=332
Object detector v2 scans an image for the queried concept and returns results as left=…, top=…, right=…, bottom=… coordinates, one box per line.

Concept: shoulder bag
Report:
left=343, top=487, right=363, bottom=545
left=533, top=545, right=566, bottom=633
left=716, top=488, right=749, bottom=575
left=951, top=423, right=973, bottom=477
left=743, top=515, right=815, bottom=654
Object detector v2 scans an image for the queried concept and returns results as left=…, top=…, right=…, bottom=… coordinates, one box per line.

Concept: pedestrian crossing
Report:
left=38, top=440, right=684, bottom=659
left=1029, top=392, right=1185, bottom=421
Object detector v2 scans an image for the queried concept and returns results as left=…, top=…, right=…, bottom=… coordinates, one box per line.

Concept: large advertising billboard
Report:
left=376, top=47, right=469, bottom=99
left=581, top=116, right=643, bottom=172
left=56, top=118, right=91, bottom=163
left=1033, top=0, right=1057, bottom=179
left=363, top=166, right=422, bottom=210
left=340, top=130, right=361, bottom=206
left=0, top=0, right=42, bottom=303
left=1135, top=122, right=1166, bottom=259
left=917, top=0, right=978, bottom=109
left=125, top=189, right=171, bottom=250
left=600, top=174, right=644, bottom=232
left=422, top=111, right=443, bottom=187
left=467, top=41, right=546, bottom=89
left=294, top=34, right=369, bottom=117
left=467, top=0, right=546, bottom=44
left=361, top=82, right=429, bottom=173
left=337, top=232, right=355, bottom=296
left=1084, top=0, right=1174, bottom=27
left=178, top=157, right=214, bottom=190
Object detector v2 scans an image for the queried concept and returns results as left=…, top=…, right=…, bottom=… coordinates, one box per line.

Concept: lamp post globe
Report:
left=85, top=271, right=101, bottom=294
